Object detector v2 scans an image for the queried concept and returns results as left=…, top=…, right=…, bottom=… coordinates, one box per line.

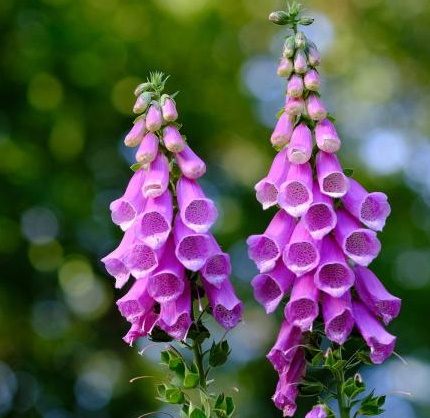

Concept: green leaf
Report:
left=183, top=369, right=199, bottom=389
left=276, top=107, right=285, bottom=119
left=311, top=351, right=325, bottom=367
left=130, top=162, right=143, bottom=172
left=357, top=390, right=386, bottom=416
left=342, top=377, right=366, bottom=399
left=165, top=387, right=185, bottom=404
left=190, top=408, right=207, bottom=418
left=357, top=351, right=373, bottom=366
left=300, top=379, right=324, bottom=395
left=209, top=341, right=230, bottom=367
left=343, top=168, right=354, bottom=177
left=187, top=323, right=210, bottom=344
left=149, top=327, right=174, bottom=342
left=214, top=394, right=235, bottom=417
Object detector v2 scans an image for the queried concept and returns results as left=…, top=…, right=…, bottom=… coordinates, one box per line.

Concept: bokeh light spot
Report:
left=27, top=73, right=63, bottom=111
left=29, top=240, right=63, bottom=272
left=49, top=116, right=85, bottom=161
left=111, top=77, right=142, bottom=115
left=21, top=207, right=59, bottom=244
left=31, top=300, right=70, bottom=339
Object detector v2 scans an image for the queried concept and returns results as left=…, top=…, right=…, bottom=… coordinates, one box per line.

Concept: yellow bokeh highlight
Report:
left=156, top=0, right=213, bottom=20
left=28, top=73, right=63, bottom=111
left=49, top=115, right=85, bottom=161
left=111, top=77, right=142, bottom=115
left=29, top=241, right=63, bottom=272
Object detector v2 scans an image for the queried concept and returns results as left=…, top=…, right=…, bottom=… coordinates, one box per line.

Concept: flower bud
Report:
left=133, top=92, right=152, bottom=114
left=294, top=50, right=308, bottom=74
left=161, top=97, right=178, bottom=122
left=295, top=31, right=307, bottom=49
left=304, top=69, right=321, bottom=91
left=146, top=103, right=163, bottom=132
left=287, top=75, right=304, bottom=98
left=285, top=96, right=304, bottom=116
left=268, top=11, right=289, bottom=25
left=308, top=45, right=321, bottom=67
left=277, top=58, right=293, bottom=77
left=307, top=93, right=327, bottom=121
left=124, top=118, right=146, bottom=147
left=163, top=125, right=185, bottom=153
left=134, top=82, right=151, bottom=97
left=299, top=17, right=314, bottom=26
left=283, top=36, right=295, bottom=58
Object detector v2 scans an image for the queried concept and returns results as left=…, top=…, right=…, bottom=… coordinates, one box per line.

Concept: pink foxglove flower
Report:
left=342, top=178, right=391, bottom=231
left=278, top=162, right=313, bottom=217
left=124, top=118, right=146, bottom=147
left=285, top=273, right=319, bottom=331
left=161, top=97, right=178, bottom=122
left=267, top=320, right=302, bottom=372
left=277, top=58, right=293, bottom=77
left=162, top=125, right=185, bottom=153
left=305, top=405, right=327, bottom=418
left=146, top=103, right=163, bottom=132
left=271, top=112, right=295, bottom=147
left=287, top=74, right=304, bottom=98
left=302, top=182, right=337, bottom=240
left=135, top=132, right=159, bottom=164
left=142, top=152, right=170, bottom=198
left=315, top=118, right=341, bottom=153
left=109, top=169, right=146, bottom=231
left=354, top=265, right=401, bottom=325
left=247, top=209, right=295, bottom=273
left=303, top=69, right=321, bottom=91
left=102, top=74, right=242, bottom=353
left=251, top=259, right=294, bottom=314
left=175, top=144, right=206, bottom=179
left=316, top=151, right=349, bottom=197
left=248, top=11, right=401, bottom=416
left=287, top=122, right=313, bottom=164
left=353, top=300, right=396, bottom=364
left=135, top=190, right=173, bottom=249
left=283, top=220, right=321, bottom=276
left=255, top=147, right=290, bottom=209
left=176, top=176, right=218, bottom=233
left=321, top=292, right=354, bottom=345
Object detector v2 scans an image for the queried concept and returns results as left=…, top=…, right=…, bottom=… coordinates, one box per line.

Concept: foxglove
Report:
left=247, top=6, right=401, bottom=416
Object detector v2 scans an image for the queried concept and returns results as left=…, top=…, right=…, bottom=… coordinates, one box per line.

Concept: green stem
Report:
left=193, top=339, right=207, bottom=390
left=335, top=350, right=350, bottom=418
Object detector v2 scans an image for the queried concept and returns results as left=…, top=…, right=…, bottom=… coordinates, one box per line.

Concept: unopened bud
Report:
left=308, top=45, right=321, bottom=67
left=133, top=92, right=152, bottom=114
left=283, top=36, right=296, bottom=58
left=299, top=17, right=314, bottom=26
left=269, top=11, right=290, bottom=25
left=134, top=82, right=151, bottom=97
left=295, top=31, right=307, bottom=49
left=324, top=348, right=332, bottom=358
left=294, top=50, right=308, bottom=74
left=277, top=58, right=293, bottom=77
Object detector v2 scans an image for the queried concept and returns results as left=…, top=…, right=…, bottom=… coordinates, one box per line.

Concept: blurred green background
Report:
left=1, top=0, right=430, bottom=416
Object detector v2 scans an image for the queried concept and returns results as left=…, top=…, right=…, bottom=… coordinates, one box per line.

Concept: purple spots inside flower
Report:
left=284, top=181, right=310, bottom=206
left=214, top=303, right=242, bottom=330
left=111, top=201, right=136, bottom=226
left=249, top=236, right=279, bottom=265
left=103, top=259, right=130, bottom=288
left=304, top=204, right=335, bottom=234
left=368, top=337, right=395, bottom=364
left=160, top=313, right=190, bottom=340
left=139, top=212, right=170, bottom=247
left=375, top=300, right=400, bottom=324
left=326, top=310, right=353, bottom=344
left=345, top=231, right=380, bottom=262
left=176, top=235, right=212, bottom=271
left=318, top=263, right=351, bottom=289
left=256, top=182, right=278, bottom=207
left=148, top=273, right=183, bottom=302
left=285, top=242, right=318, bottom=274
left=322, top=173, right=347, bottom=196
left=287, top=298, right=317, bottom=330
left=117, top=300, right=140, bottom=320
left=184, top=199, right=217, bottom=231
left=206, top=255, right=228, bottom=276
left=360, top=194, right=390, bottom=230
left=254, top=276, right=282, bottom=308
left=124, top=244, right=157, bottom=275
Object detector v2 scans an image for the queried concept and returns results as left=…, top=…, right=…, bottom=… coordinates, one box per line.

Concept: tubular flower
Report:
left=102, top=73, right=242, bottom=345
left=247, top=21, right=400, bottom=416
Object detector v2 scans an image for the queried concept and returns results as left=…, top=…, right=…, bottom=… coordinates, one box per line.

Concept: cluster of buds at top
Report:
left=102, top=73, right=242, bottom=345
left=246, top=12, right=401, bottom=417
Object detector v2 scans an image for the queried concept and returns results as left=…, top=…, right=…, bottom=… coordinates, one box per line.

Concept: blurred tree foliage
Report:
left=0, top=0, right=429, bottom=417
